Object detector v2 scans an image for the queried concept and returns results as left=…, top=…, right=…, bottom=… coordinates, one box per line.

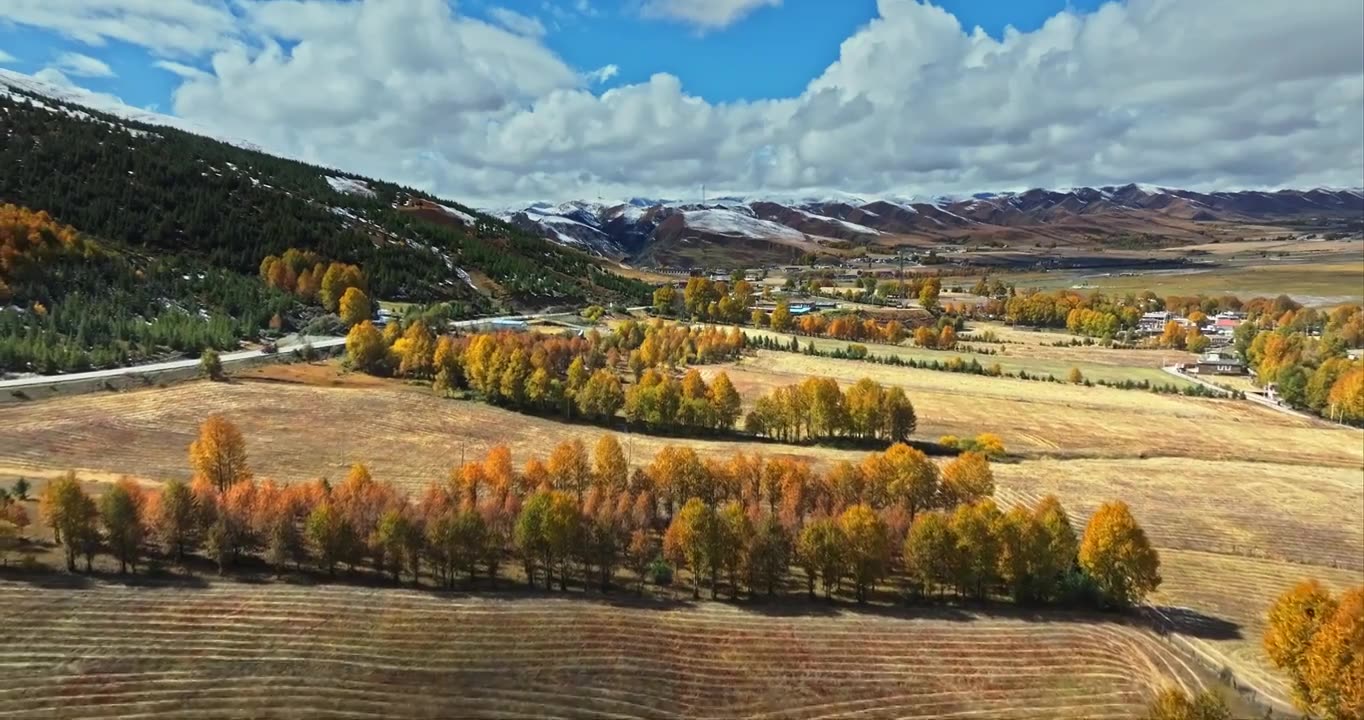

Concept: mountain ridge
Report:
left=496, top=185, right=1364, bottom=267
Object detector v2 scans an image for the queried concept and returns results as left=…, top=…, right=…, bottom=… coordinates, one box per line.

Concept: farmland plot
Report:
left=0, top=580, right=1209, bottom=720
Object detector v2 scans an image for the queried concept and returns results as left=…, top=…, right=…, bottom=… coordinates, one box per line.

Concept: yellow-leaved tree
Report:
left=1302, top=586, right=1363, bottom=719
left=1078, top=500, right=1160, bottom=608
left=1265, top=580, right=1363, bottom=719
left=189, top=415, right=251, bottom=492
left=338, top=286, right=371, bottom=327
left=345, top=320, right=388, bottom=374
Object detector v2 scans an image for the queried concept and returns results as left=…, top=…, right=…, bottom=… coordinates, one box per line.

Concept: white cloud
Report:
left=153, top=59, right=210, bottom=79
left=641, top=0, right=781, bottom=31
left=3, top=0, right=238, bottom=56
left=10, top=0, right=1364, bottom=206
left=488, top=7, right=547, bottom=38
left=0, top=50, right=16, bottom=65
left=53, top=52, right=115, bottom=78
left=585, top=64, right=619, bottom=85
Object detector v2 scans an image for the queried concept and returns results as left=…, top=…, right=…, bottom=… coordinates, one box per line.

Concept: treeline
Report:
left=745, top=377, right=917, bottom=443
left=346, top=319, right=749, bottom=432
left=1236, top=305, right=1364, bottom=423
left=0, top=205, right=296, bottom=373
left=25, top=415, right=1163, bottom=613
left=1263, top=581, right=1363, bottom=720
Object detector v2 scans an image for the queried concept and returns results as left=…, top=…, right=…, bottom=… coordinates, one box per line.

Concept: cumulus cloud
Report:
left=0, top=50, right=17, bottom=65
left=640, top=0, right=782, bottom=31
left=13, top=0, right=1364, bottom=205
left=488, top=7, right=547, bottom=38
left=53, top=52, right=115, bottom=78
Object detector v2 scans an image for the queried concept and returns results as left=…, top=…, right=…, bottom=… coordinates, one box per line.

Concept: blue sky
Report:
left=2, top=1, right=1107, bottom=110
left=1, top=0, right=1358, bottom=204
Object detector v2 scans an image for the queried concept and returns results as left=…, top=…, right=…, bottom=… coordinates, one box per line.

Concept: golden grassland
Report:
left=939, top=250, right=1364, bottom=305
left=1149, top=550, right=1364, bottom=708
left=0, top=580, right=1211, bottom=720
left=1, top=346, right=1360, bottom=713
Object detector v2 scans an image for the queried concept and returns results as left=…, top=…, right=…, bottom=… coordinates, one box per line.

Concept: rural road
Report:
left=0, top=335, right=348, bottom=390
left=0, top=309, right=618, bottom=391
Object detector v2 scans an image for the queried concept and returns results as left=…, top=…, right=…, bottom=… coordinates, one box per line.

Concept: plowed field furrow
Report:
left=0, top=580, right=1208, bottom=720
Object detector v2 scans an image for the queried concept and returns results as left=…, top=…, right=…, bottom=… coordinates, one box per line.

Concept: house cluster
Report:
left=1137, top=310, right=1245, bottom=337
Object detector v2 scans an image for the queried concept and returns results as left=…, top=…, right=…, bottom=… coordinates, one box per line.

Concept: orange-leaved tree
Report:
left=189, top=415, right=251, bottom=492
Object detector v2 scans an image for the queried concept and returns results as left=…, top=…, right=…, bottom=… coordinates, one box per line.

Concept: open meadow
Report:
left=940, top=246, right=1364, bottom=306
left=0, top=579, right=1211, bottom=720
left=1, top=343, right=1360, bottom=715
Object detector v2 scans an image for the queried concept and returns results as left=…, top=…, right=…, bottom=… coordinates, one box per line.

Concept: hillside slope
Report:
left=0, top=78, right=650, bottom=375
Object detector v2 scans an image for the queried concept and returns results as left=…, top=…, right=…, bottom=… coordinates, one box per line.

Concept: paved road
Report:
left=0, top=335, right=348, bottom=390
left=0, top=309, right=614, bottom=391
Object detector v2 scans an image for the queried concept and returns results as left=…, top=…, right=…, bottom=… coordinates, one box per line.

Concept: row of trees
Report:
left=258, top=249, right=366, bottom=313
left=33, top=415, right=1163, bottom=613
left=744, top=377, right=918, bottom=443
left=346, top=320, right=749, bottom=432
left=1264, top=580, right=1362, bottom=719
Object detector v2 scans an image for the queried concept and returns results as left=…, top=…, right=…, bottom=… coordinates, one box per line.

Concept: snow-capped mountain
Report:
left=498, top=186, right=1363, bottom=266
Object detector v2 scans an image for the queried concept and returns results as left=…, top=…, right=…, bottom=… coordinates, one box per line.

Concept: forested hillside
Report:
left=0, top=85, right=650, bottom=374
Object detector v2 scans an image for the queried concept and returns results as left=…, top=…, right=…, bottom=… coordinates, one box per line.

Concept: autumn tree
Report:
left=1067, top=367, right=1084, bottom=384
left=708, top=372, right=743, bottom=430
left=41, top=472, right=97, bottom=572
left=838, top=504, right=889, bottom=603
left=99, top=480, right=145, bottom=574
left=189, top=415, right=251, bottom=492
left=148, top=479, right=197, bottom=563
left=577, top=369, right=625, bottom=421
left=626, top=529, right=656, bottom=594
left=1302, top=586, right=1363, bottom=719
left=1142, top=688, right=1231, bottom=720
left=883, top=443, right=939, bottom=521
left=394, top=320, right=435, bottom=378
left=950, top=499, right=1002, bottom=599
left=903, top=511, right=957, bottom=598
left=306, top=501, right=354, bottom=576
left=1265, top=579, right=1341, bottom=710
left=548, top=440, right=592, bottom=504
left=665, top=498, right=719, bottom=598
left=744, top=515, right=791, bottom=596
left=797, top=518, right=846, bottom=599
left=918, top=277, right=941, bottom=312
left=771, top=301, right=793, bottom=331
left=592, top=435, right=629, bottom=495
left=1079, top=501, right=1161, bottom=607
left=346, top=320, right=388, bottom=374
left=939, top=452, right=994, bottom=507
left=1033, top=495, right=1078, bottom=601
left=338, top=286, right=371, bottom=327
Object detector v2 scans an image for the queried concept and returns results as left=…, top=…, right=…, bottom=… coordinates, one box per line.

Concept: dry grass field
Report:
left=942, top=249, right=1364, bottom=305
left=0, top=579, right=1211, bottom=720
left=2, top=345, right=1360, bottom=715
left=714, top=323, right=1195, bottom=387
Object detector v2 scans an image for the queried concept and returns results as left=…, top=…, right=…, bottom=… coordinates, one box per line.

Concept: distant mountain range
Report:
left=494, top=186, right=1364, bottom=268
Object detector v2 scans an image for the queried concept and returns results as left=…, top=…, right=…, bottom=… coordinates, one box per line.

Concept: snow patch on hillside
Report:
left=435, top=203, right=478, bottom=225
left=683, top=209, right=806, bottom=242
left=326, top=176, right=376, bottom=198
left=795, top=209, right=881, bottom=235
